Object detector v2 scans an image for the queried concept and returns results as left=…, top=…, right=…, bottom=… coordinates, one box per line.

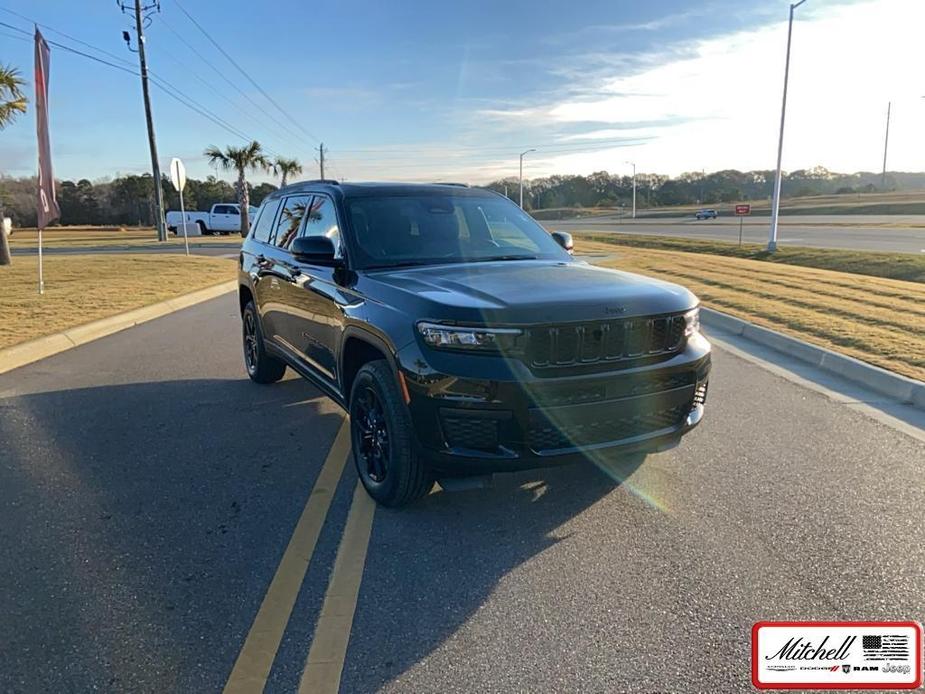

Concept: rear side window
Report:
left=273, top=195, right=312, bottom=249
left=299, top=195, right=342, bottom=258
left=251, top=198, right=281, bottom=243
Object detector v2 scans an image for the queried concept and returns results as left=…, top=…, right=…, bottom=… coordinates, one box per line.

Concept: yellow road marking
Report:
left=298, top=481, right=376, bottom=694
left=224, top=419, right=351, bottom=694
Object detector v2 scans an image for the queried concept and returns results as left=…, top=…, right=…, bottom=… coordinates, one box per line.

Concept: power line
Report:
left=154, top=12, right=310, bottom=152
left=170, top=0, right=320, bottom=145
left=0, top=5, right=137, bottom=68
left=0, top=16, right=281, bottom=158
left=0, top=8, right=294, bottom=159
left=0, top=27, right=28, bottom=42
left=0, top=20, right=139, bottom=75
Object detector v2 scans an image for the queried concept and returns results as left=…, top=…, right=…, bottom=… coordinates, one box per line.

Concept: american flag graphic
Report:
left=862, top=634, right=910, bottom=661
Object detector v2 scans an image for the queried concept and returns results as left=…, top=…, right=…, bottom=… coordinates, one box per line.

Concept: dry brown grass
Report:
left=9, top=226, right=241, bottom=249
left=579, top=240, right=925, bottom=381
left=0, top=254, right=236, bottom=349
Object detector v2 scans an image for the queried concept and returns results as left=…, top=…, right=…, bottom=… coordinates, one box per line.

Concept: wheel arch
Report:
left=238, top=284, right=254, bottom=315
left=340, top=327, right=400, bottom=407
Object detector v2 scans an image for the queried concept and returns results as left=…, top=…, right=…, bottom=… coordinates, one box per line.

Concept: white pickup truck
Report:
left=166, top=203, right=258, bottom=236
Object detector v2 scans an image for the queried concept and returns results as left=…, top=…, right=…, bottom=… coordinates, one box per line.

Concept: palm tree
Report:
left=0, top=64, right=26, bottom=131
left=274, top=156, right=303, bottom=188
left=0, top=65, right=26, bottom=265
left=204, top=140, right=271, bottom=236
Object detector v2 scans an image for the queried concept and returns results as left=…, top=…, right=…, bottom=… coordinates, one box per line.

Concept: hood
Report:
left=363, top=259, right=697, bottom=324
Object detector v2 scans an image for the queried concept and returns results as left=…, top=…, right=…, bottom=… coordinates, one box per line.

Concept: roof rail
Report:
left=432, top=181, right=469, bottom=187
left=299, top=178, right=340, bottom=185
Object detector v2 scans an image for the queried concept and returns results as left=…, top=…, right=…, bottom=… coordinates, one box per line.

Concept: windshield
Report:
left=346, top=194, right=570, bottom=269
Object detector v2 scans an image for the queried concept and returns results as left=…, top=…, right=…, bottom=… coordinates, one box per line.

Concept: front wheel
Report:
left=242, top=302, right=286, bottom=384
left=349, top=361, right=433, bottom=507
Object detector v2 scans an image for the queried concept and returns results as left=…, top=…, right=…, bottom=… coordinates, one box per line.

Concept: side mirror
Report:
left=551, top=231, right=574, bottom=254
left=290, top=235, right=339, bottom=264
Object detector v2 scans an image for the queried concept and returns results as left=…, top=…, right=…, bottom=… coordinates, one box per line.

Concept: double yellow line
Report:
left=223, top=419, right=376, bottom=694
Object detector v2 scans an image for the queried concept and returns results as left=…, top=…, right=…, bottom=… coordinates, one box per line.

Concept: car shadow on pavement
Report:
left=339, top=453, right=645, bottom=693
left=0, top=376, right=342, bottom=693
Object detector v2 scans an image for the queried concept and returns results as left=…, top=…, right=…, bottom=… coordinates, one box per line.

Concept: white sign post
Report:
left=169, top=157, right=189, bottom=256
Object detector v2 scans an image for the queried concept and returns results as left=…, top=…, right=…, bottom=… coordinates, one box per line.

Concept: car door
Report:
left=246, top=197, right=283, bottom=330
left=260, top=194, right=313, bottom=352
left=210, top=205, right=227, bottom=231
left=278, top=194, right=350, bottom=387
left=223, top=205, right=242, bottom=232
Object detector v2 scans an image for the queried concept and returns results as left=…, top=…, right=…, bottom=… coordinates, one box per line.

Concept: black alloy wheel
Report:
left=353, top=386, right=390, bottom=484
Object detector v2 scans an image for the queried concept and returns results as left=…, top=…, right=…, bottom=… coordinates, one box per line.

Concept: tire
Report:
left=242, top=302, right=287, bottom=384
left=197, top=221, right=209, bottom=236
left=350, top=360, right=433, bottom=507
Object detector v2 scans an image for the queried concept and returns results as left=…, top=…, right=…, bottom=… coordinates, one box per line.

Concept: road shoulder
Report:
left=0, top=280, right=237, bottom=375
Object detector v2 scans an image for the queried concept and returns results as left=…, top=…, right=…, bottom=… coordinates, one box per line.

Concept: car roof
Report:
left=266, top=180, right=498, bottom=202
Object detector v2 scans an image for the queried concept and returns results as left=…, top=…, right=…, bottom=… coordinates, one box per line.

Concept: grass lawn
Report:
left=576, top=232, right=925, bottom=284
left=0, top=254, right=236, bottom=349
left=9, top=226, right=242, bottom=249
left=567, top=189, right=925, bottom=218
left=579, top=239, right=925, bottom=381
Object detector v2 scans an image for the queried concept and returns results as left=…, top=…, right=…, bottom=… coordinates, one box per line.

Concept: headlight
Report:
left=683, top=307, right=701, bottom=336
left=417, top=322, right=522, bottom=352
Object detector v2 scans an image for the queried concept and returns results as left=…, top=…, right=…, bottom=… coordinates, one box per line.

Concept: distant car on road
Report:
left=237, top=182, right=711, bottom=507
left=695, top=209, right=718, bottom=220
left=166, top=203, right=258, bottom=236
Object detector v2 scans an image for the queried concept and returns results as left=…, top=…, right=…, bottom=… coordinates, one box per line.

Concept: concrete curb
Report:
left=0, top=280, right=237, bottom=376
left=700, top=307, right=925, bottom=410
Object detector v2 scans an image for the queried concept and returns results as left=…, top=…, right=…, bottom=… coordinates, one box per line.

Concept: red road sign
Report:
left=735, top=204, right=751, bottom=216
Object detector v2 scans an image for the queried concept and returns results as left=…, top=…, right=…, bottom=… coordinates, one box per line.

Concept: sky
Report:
left=1, top=0, right=924, bottom=186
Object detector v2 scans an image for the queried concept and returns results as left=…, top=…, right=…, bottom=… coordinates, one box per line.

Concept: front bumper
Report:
left=398, top=332, right=711, bottom=475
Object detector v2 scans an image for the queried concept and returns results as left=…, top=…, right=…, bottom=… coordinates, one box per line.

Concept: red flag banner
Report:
left=35, top=28, right=60, bottom=230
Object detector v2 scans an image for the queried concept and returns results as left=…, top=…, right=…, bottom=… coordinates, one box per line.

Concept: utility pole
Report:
left=121, top=0, right=167, bottom=241
left=318, top=142, right=325, bottom=179
left=881, top=101, right=891, bottom=189
left=768, top=0, right=807, bottom=253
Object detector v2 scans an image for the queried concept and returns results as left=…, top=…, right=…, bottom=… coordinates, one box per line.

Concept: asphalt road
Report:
left=548, top=214, right=925, bottom=253
left=1, top=294, right=923, bottom=693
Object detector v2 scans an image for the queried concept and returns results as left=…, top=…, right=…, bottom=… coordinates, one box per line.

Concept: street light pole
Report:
left=768, top=0, right=807, bottom=253
left=625, top=161, right=637, bottom=219
left=519, top=149, right=535, bottom=209
left=881, top=101, right=891, bottom=189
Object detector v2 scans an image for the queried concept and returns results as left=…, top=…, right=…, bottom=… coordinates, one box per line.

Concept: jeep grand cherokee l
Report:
left=238, top=182, right=711, bottom=507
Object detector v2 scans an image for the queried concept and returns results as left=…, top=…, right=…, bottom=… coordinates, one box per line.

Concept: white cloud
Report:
left=451, top=0, right=925, bottom=181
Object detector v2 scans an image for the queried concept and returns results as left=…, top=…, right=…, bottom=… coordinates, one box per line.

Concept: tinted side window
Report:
left=214, top=205, right=231, bottom=215
left=299, top=195, right=342, bottom=257
left=273, top=195, right=312, bottom=249
left=251, top=198, right=281, bottom=243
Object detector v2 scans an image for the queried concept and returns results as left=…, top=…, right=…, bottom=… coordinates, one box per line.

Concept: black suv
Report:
left=238, top=182, right=711, bottom=507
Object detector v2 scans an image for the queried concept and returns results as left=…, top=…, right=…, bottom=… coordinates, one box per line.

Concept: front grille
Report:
left=528, top=403, right=689, bottom=452
left=441, top=413, right=500, bottom=451
left=526, top=315, right=686, bottom=370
